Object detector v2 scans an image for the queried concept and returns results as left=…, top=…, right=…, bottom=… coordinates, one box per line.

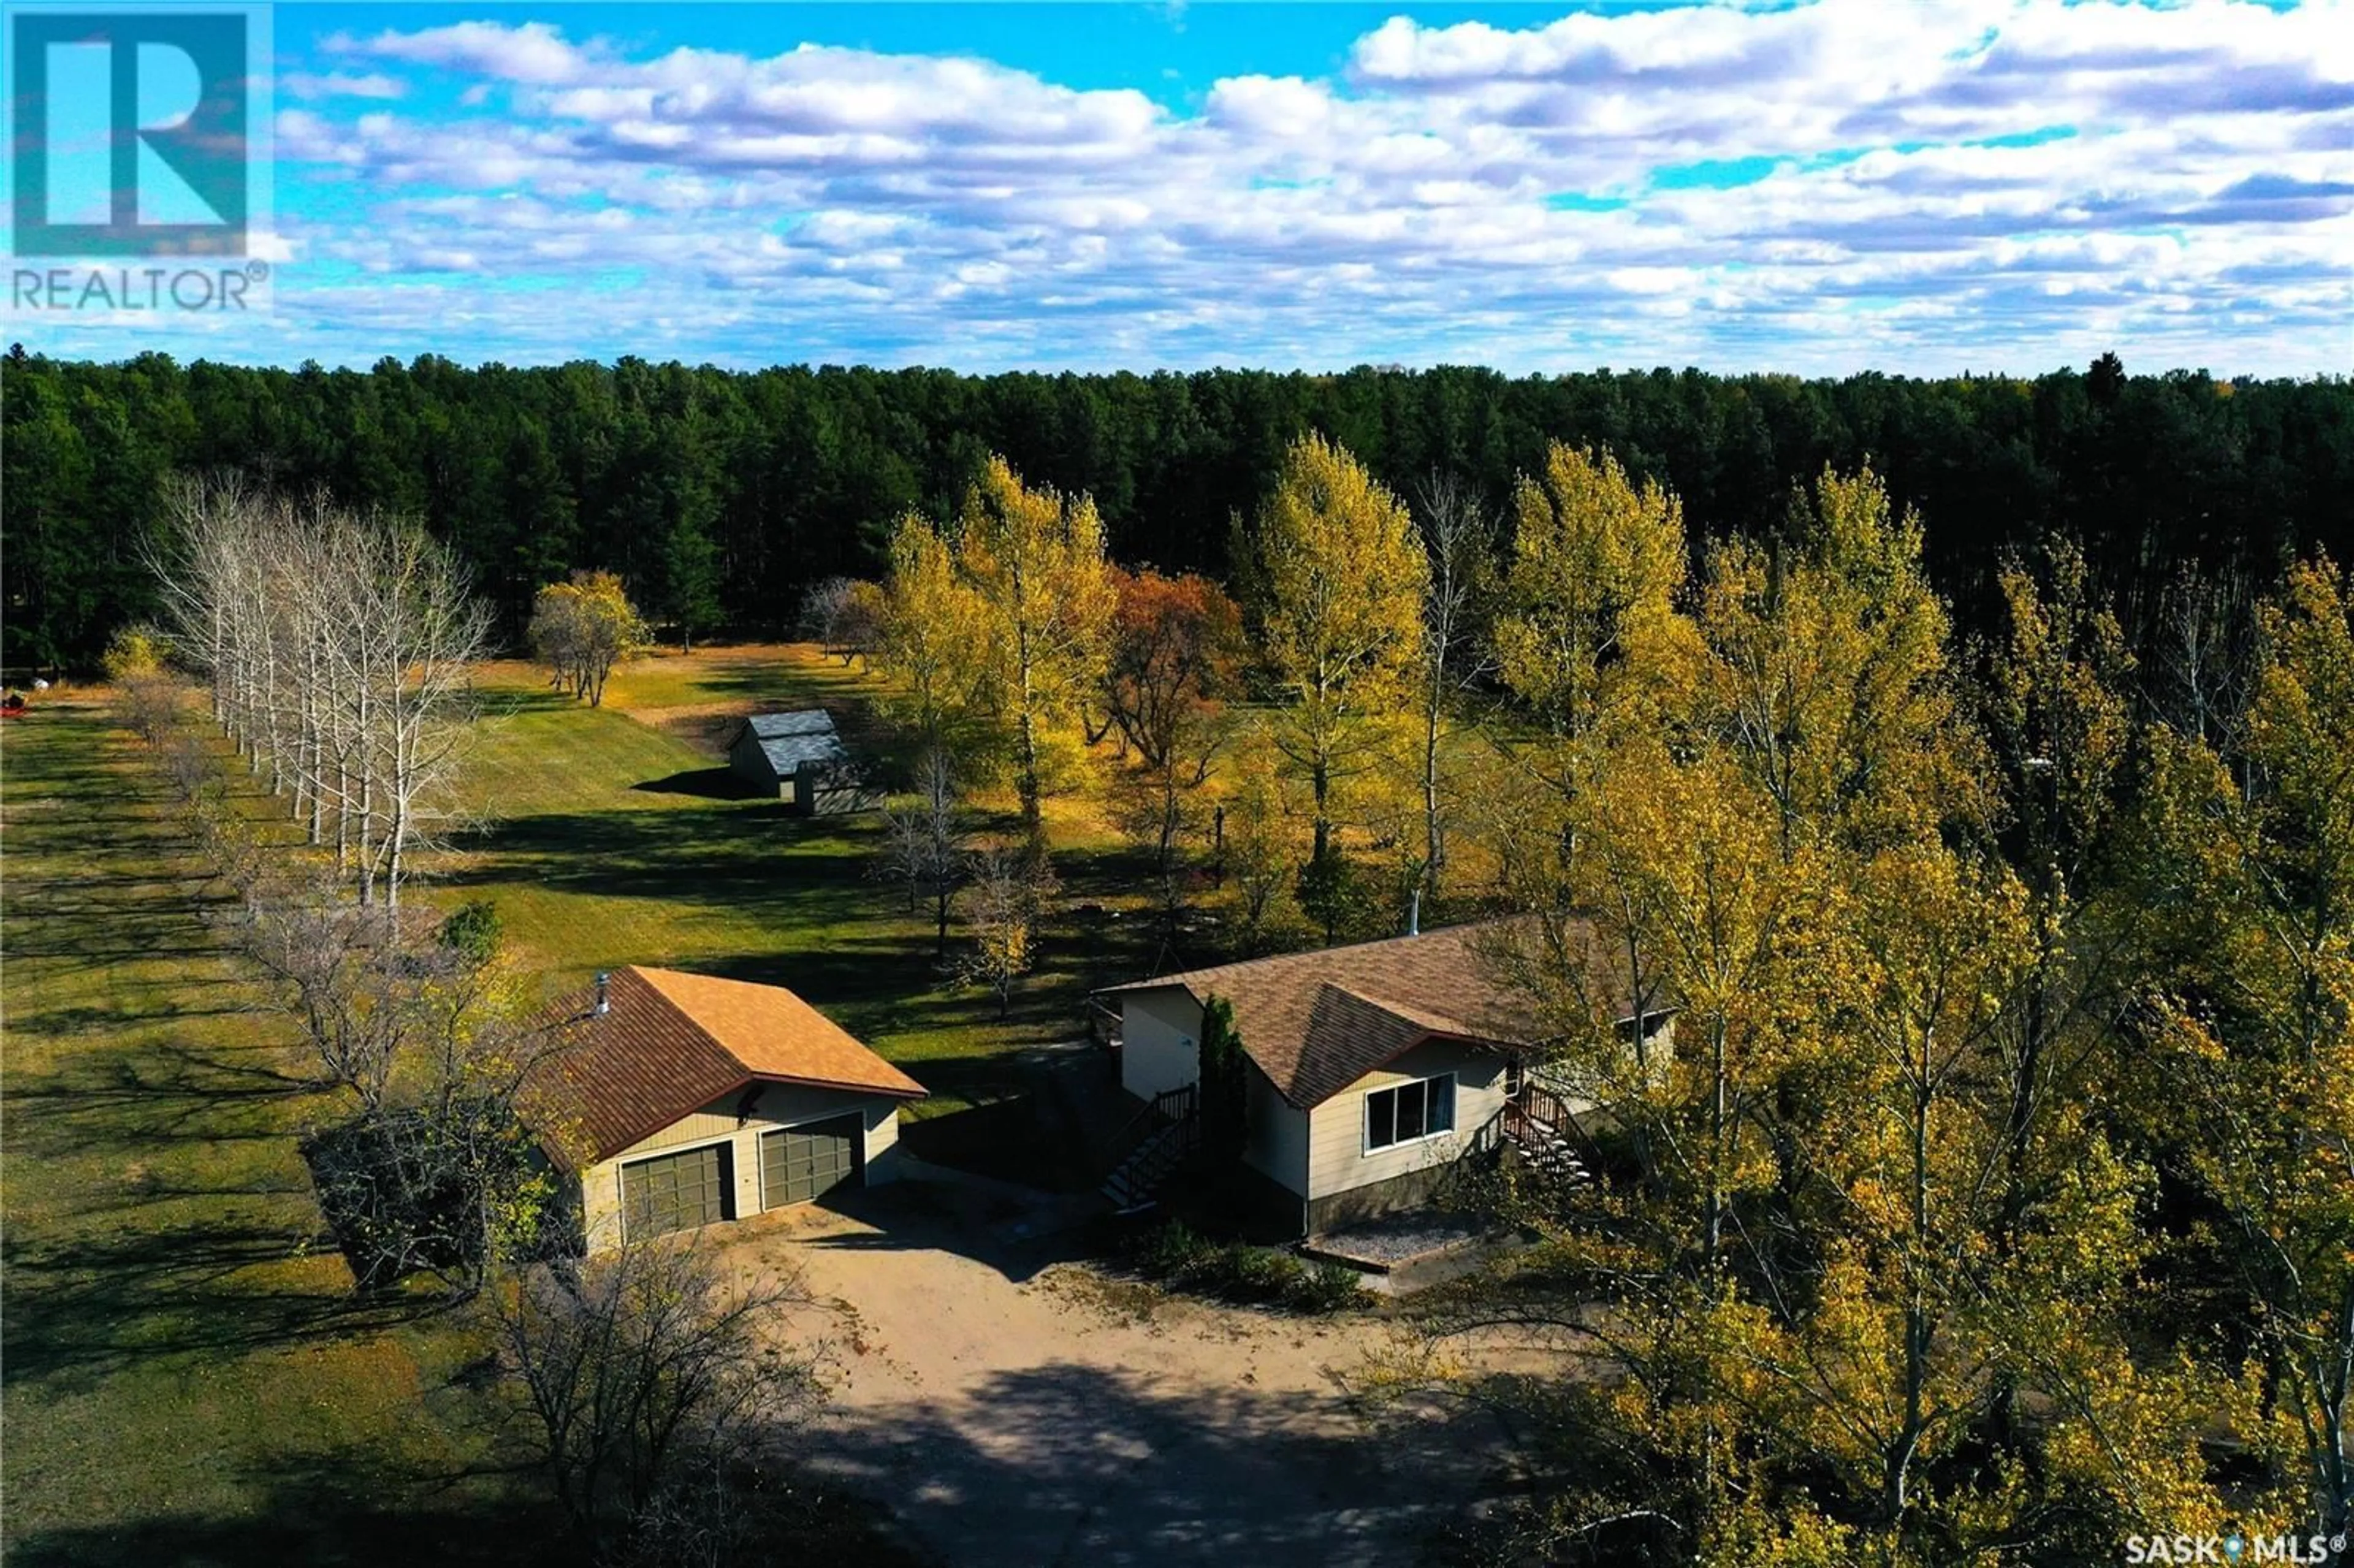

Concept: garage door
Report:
left=621, top=1143, right=729, bottom=1239
left=761, top=1116, right=863, bottom=1209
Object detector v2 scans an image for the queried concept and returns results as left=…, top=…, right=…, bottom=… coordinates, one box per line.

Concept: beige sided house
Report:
left=1098, top=919, right=1663, bottom=1237
left=530, top=965, right=925, bottom=1249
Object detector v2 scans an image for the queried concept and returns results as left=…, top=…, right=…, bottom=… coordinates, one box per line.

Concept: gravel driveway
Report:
left=718, top=1180, right=1516, bottom=1567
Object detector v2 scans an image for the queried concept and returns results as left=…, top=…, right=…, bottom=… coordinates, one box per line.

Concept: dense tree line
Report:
left=6, top=345, right=2348, bottom=672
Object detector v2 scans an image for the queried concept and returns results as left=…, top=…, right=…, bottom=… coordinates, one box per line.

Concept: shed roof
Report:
left=746, top=710, right=837, bottom=739
left=1097, top=918, right=1640, bottom=1110
left=528, top=965, right=924, bottom=1163
left=736, top=710, right=852, bottom=778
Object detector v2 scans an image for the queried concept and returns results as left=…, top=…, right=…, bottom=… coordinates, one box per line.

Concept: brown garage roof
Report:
left=527, top=965, right=924, bottom=1164
left=1098, top=920, right=1568, bottom=1109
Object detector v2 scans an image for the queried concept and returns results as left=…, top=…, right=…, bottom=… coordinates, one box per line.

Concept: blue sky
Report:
left=13, top=0, right=2352, bottom=372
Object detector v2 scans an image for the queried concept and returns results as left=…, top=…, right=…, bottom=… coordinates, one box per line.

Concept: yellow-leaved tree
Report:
left=2129, top=556, right=2354, bottom=1547
left=1493, top=442, right=1694, bottom=750
left=529, top=570, right=646, bottom=707
left=1460, top=461, right=2216, bottom=1566
left=1239, top=435, right=1426, bottom=936
left=956, top=457, right=1115, bottom=865
left=1489, top=441, right=1700, bottom=949
left=1696, top=463, right=1975, bottom=855
left=877, top=514, right=986, bottom=752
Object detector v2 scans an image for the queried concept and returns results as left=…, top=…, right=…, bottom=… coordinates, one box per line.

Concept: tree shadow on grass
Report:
left=3, top=1033, right=324, bottom=1146
left=475, top=684, right=583, bottom=719
left=440, top=805, right=1140, bottom=995
left=637, top=654, right=870, bottom=707
left=0, top=1218, right=448, bottom=1393
left=4, top=1423, right=914, bottom=1568
left=1, top=999, right=241, bottom=1037
left=4, top=1445, right=561, bottom=1568
left=441, top=805, right=855, bottom=902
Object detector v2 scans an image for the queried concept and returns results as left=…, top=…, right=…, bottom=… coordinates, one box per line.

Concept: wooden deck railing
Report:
left=1100, top=1082, right=1201, bottom=1209
left=1503, top=1080, right=1606, bottom=1173
left=1086, top=997, right=1123, bottom=1049
left=1102, top=1082, right=1198, bottom=1175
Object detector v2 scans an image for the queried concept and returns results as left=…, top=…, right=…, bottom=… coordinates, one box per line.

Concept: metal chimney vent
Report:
left=593, top=971, right=611, bottom=1016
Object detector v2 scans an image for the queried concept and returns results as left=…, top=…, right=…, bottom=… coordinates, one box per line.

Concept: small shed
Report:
left=727, top=709, right=870, bottom=813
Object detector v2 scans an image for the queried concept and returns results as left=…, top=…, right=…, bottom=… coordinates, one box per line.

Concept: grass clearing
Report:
left=1, top=698, right=546, bottom=1564
left=0, top=642, right=1172, bottom=1556
left=438, top=643, right=1168, bottom=1176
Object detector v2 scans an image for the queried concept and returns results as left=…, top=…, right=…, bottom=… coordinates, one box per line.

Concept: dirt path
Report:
left=723, top=1184, right=1517, bottom=1567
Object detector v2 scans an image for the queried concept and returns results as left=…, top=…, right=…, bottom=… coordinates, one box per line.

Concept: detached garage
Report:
left=529, top=965, right=927, bottom=1248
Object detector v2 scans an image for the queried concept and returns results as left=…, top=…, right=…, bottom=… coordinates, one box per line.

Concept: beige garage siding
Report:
left=580, top=1081, right=905, bottom=1248
left=1305, top=1038, right=1508, bottom=1203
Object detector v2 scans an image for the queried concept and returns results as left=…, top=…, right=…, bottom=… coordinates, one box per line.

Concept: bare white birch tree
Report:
left=156, top=478, right=490, bottom=908
left=1409, top=471, right=1497, bottom=897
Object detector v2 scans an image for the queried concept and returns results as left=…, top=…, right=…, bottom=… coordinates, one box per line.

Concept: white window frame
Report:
left=1362, top=1072, right=1457, bottom=1155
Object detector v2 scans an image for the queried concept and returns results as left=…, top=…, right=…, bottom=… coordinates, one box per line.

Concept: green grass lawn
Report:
left=1, top=699, right=550, bottom=1565
left=443, top=644, right=1167, bottom=1177
left=0, top=645, right=1167, bottom=1557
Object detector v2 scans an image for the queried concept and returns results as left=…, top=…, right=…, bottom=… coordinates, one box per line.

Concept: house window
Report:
left=1365, top=1074, right=1455, bottom=1152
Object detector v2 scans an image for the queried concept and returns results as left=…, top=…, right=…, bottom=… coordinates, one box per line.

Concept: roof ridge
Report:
left=617, top=964, right=750, bottom=1075
left=1111, top=919, right=1502, bottom=997
left=628, top=964, right=926, bottom=1099
left=1317, top=979, right=1485, bottom=1038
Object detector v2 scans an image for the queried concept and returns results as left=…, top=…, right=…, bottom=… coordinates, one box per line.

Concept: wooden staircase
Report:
left=1501, top=1081, right=1598, bottom=1190
left=1100, top=1084, right=1199, bottom=1214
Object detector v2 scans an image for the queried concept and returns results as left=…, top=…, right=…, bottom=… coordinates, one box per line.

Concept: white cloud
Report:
left=47, top=2, right=2352, bottom=371
left=334, top=20, right=595, bottom=86
left=280, top=70, right=407, bottom=102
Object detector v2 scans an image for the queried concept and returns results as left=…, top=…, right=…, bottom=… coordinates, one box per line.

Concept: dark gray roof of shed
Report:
left=738, top=710, right=853, bottom=777
left=747, top=710, right=836, bottom=739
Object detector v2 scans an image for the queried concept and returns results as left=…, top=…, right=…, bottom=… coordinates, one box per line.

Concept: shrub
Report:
left=1136, top=1219, right=1212, bottom=1279
left=1127, top=1221, right=1362, bottom=1314
left=1283, top=1260, right=1366, bottom=1312
left=1218, top=1241, right=1303, bottom=1300
left=301, top=1097, right=556, bottom=1296
left=436, top=899, right=505, bottom=967
left=101, top=623, right=172, bottom=682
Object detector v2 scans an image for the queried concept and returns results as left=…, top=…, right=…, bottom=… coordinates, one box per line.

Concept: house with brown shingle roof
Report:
left=528, top=965, right=925, bottom=1249
left=1095, top=918, right=1666, bottom=1236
